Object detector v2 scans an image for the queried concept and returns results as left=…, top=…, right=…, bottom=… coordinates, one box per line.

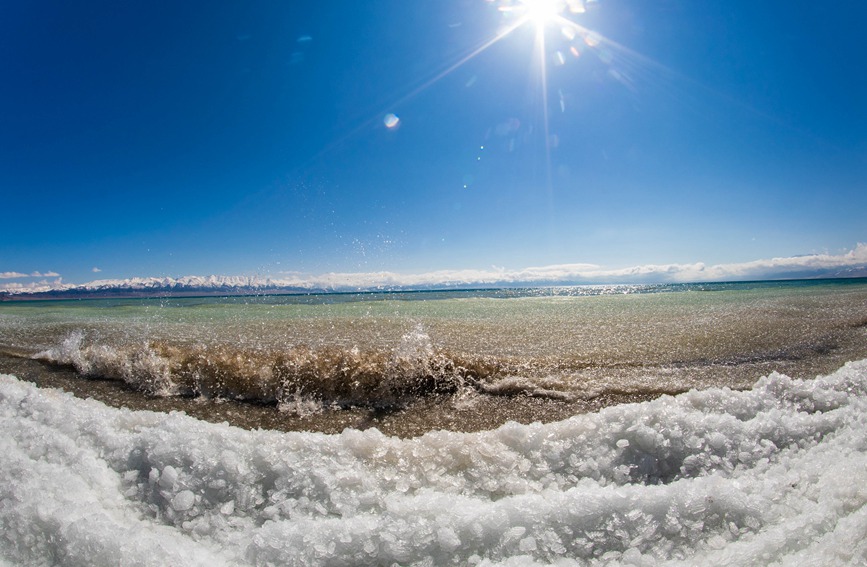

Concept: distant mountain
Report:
left=78, top=275, right=316, bottom=292
left=0, top=275, right=321, bottom=300
left=2, top=244, right=866, bottom=299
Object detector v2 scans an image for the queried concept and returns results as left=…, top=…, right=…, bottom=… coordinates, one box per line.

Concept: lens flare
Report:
left=383, top=113, right=400, bottom=129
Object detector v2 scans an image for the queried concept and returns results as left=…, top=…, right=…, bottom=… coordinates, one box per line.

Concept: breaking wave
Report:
left=32, top=328, right=582, bottom=413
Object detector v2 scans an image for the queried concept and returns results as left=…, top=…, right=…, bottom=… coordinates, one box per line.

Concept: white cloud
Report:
left=0, top=271, right=60, bottom=279
left=2, top=244, right=866, bottom=295
left=92, top=267, right=102, bottom=273
left=0, top=279, right=66, bottom=294
left=269, top=244, right=867, bottom=288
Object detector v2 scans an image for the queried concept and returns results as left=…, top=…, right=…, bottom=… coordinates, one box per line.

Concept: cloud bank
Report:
left=0, top=271, right=60, bottom=280
left=2, top=244, right=866, bottom=296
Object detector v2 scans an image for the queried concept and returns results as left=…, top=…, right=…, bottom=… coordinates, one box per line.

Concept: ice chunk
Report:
left=2, top=359, right=867, bottom=565
left=160, top=465, right=179, bottom=489
left=172, top=490, right=196, bottom=512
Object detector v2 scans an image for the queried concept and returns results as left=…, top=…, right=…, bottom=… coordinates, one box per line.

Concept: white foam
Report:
left=34, top=331, right=177, bottom=396
left=2, top=359, right=867, bottom=565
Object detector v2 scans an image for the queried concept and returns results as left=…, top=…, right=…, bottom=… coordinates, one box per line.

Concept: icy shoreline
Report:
left=3, top=360, right=867, bottom=565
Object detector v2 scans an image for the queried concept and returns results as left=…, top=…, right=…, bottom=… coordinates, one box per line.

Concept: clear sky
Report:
left=2, top=0, right=866, bottom=288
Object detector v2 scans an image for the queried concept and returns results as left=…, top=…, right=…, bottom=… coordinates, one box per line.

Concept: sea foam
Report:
left=2, top=359, right=867, bottom=565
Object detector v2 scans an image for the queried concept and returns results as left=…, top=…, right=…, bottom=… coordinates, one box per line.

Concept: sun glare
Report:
left=345, top=0, right=611, bottom=189
left=520, top=0, right=566, bottom=26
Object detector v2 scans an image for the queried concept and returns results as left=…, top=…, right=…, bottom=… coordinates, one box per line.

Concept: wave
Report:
left=32, top=329, right=589, bottom=413
left=2, top=358, right=867, bottom=565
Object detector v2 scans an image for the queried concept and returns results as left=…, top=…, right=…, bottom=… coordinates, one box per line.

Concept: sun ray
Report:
left=289, top=16, right=529, bottom=170
left=395, top=17, right=528, bottom=108
left=295, top=0, right=658, bottom=184
left=534, top=5, right=554, bottom=193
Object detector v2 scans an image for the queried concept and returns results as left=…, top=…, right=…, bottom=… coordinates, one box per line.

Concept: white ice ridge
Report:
left=3, top=360, right=867, bottom=566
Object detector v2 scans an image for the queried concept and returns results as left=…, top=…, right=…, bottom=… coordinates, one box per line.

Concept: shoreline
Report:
left=3, top=349, right=861, bottom=438
left=0, top=352, right=672, bottom=437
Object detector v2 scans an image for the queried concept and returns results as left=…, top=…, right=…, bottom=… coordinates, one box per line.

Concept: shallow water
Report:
left=1, top=279, right=866, bottom=436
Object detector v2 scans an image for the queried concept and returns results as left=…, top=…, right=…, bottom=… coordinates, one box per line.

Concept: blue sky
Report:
left=2, top=0, right=865, bottom=288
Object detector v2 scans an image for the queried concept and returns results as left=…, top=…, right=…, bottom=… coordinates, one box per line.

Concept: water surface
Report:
left=2, top=279, right=865, bottom=436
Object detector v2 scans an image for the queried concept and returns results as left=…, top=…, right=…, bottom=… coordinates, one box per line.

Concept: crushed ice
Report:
left=3, top=359, right=867, bottom=565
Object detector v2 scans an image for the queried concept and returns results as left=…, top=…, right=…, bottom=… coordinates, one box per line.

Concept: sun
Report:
left=363, top=0, right=604, bottom=175
left=515, top=0, right=588, bottom=27
left=520, top=0, right=567, bottom=26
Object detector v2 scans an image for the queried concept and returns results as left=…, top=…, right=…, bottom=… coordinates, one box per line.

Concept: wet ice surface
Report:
left=3, top=359, right=867, bottom=565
